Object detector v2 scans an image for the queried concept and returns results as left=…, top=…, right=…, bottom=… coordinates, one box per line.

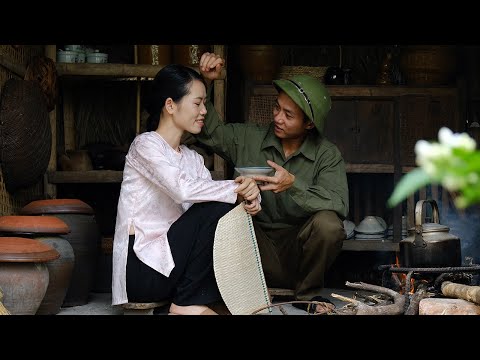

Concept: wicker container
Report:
left=277, top=66, right=328, bottom=82
left=247, top=95, right=277, bottom=127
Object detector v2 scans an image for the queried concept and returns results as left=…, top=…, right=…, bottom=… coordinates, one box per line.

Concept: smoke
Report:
left=438, top=202, right=480, bottom=267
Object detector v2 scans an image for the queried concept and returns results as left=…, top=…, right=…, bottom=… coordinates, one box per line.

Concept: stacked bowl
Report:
left=354, top=216, right=386, bottom=240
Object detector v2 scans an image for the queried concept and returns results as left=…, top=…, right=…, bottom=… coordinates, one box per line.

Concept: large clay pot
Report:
left=0, top=237, right=59, bottom=315
left=239, top=45, right=280, bottom=83
left=0, top=215, right=75, bottom=315
left=400, top=46, right=457, bottom=86
left=20, top=199, right=101, bottom=307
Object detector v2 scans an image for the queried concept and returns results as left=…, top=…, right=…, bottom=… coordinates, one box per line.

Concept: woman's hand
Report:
left=234, top=176, right=260, bottom=202
left=243, top=197, right=262, bottom=216
left=199, top=52, right=225, bottom=86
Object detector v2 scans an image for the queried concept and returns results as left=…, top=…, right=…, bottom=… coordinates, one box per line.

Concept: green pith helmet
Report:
left=273, top=75, right=332, bottom=134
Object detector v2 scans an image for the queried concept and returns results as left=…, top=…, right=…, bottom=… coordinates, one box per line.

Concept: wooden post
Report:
left=393, top=98, right=402, bottom=242
left=134, top=45, right=141, bottom=135
left=44, top=45, right=57, bottom=199
left=213, top=45, right=226, bottom=179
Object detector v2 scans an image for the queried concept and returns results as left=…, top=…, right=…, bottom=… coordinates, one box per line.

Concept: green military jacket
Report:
left=195, top=90, right=349, bottom=230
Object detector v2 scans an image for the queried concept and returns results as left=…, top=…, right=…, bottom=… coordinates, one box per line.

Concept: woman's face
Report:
left=174, top=79, right=207, bottom=135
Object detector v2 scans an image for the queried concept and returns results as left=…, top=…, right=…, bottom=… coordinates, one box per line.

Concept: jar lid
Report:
left=409, top=223, right=450, bottom=234
left=0, top=216, right=70, bottom=235
left=20, top=199, right=94, bottom=215
left=0, top=237, right=60, bottom=262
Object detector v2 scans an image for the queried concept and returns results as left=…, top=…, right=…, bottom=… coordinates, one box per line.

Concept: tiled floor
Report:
left=56, top=288, right=357, bottom=315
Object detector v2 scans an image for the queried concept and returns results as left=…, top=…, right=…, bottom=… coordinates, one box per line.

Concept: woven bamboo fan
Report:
left=213, top=203, right=272, bottom=315
left=0, top=78, right=51, bottom=193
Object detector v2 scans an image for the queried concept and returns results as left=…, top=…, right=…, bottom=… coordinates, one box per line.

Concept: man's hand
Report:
left=252, top=160, right=295, bottom=193
left=199, top=52, right=224, bottom=86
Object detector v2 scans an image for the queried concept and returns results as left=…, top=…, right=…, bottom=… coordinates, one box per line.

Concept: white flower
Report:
left=438, top=126, right=476, bottom=151
left=442, top=174, right=464, bottom=191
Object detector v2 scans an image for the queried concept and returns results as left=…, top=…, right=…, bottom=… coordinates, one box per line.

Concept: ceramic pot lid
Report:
left=20, top=199, right=94, bottom=215
left=0, top=237, right=59, bottom=262
left=0, top=216, right=70, bottom=234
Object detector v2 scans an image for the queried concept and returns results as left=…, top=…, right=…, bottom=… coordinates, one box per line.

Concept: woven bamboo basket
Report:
left=277, top=66, right=328, bottom=81
left=247, top=95, right=276, bottom=127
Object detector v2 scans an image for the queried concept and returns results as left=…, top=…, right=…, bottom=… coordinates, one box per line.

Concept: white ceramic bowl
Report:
left=354, top=215, right=386, bottom=235
left=235, top=167, right=274, bottom=177
left=343, top=220, right=355, bottom=239
left=87, top=52, right=108, bottom=64
left=57, top=50, right=77, bottom=63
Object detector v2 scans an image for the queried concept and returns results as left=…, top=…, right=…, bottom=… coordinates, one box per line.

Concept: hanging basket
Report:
left=0, top=78, right=51, bottom=193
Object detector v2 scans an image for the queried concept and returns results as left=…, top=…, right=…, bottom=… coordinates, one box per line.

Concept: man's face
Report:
left=272, top=91, right=314, bottom=140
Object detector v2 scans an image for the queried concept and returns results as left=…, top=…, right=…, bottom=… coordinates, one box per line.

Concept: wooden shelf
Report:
left=56, top=63, right=226, bottom=79
left=346, top=164, right=414, bottom=174
left=47, top=170, right=225, bottom=184
left=252, top=84, right=458, bottom=98
left=56, top=63, right=167, bottom=78
left=341, top=240, right=399, bottom=252
left=48, top=170, right=123, bottom=183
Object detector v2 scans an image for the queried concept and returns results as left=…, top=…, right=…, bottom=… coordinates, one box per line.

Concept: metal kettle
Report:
left=399, top=199, right=461, bottom=268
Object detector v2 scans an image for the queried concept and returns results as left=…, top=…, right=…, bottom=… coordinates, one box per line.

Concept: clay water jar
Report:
left=20, top=199, right=101, bottom=307
left=0, top=237, right=59, bottom=315
left=0, top=215, right=74, bottom=315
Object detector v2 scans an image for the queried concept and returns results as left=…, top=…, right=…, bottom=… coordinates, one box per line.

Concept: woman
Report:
left=112, top=64, right=262, bottom=315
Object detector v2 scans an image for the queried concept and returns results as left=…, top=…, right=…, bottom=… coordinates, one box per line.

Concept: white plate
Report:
left=235, top=167, right=274, bottom=177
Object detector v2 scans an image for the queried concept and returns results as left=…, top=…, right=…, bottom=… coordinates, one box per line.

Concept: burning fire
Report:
left=394, top=254, right=415, bottom=294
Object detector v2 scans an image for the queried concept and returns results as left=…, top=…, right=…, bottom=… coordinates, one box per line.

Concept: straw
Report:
left=0, top=287, right=11, bottom=315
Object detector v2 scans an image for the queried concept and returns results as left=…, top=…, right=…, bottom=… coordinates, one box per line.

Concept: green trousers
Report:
left=253, top=210, right=346, bottom=301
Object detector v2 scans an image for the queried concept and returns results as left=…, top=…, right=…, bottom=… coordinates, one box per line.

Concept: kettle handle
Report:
left=413, top=199, right=440, bottom=248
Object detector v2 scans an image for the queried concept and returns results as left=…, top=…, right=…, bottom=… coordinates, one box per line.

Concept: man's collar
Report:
left=261, top=125, right=317, bottom=161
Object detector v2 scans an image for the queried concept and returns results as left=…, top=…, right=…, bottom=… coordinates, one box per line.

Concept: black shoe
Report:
left=292, top=296, right=335, bottom=314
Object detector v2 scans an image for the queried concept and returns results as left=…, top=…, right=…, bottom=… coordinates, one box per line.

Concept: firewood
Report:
left=335, top=281, right=405, bottom=315
left=405, top=283, right=431, bottom=315
left=441, top=281, right=480, bottom=305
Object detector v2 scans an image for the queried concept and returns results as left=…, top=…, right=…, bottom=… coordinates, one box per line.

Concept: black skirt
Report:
left=126, top=201, right=234, bottom=306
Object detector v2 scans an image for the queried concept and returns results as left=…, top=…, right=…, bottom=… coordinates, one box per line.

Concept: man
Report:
left=197, top=52, right=349, bottom=313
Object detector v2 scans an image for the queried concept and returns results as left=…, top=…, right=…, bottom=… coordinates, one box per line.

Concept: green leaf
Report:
left=387, top=168, right=432, bottom=208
